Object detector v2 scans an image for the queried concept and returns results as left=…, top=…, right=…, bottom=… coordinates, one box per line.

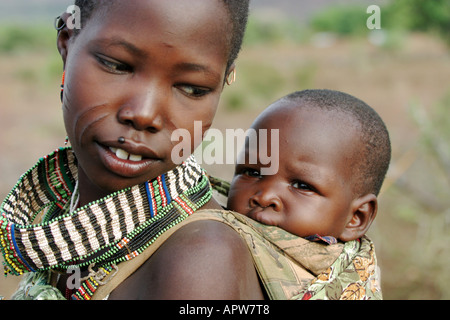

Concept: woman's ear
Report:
left=224, top=63, right=236, bottom=87
left=56, top=12, right=75, bottom=69
left=339, top=193, right=378, bottom=242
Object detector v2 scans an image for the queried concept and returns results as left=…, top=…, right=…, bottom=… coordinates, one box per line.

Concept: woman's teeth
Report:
left=110, top=147, right=143, bottom=161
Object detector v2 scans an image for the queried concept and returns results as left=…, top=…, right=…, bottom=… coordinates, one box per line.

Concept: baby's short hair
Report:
left=283, top=89, right=391, bottom=196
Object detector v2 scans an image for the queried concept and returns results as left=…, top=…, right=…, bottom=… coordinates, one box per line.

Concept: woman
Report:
left=1, top=0, right=264, bottom=300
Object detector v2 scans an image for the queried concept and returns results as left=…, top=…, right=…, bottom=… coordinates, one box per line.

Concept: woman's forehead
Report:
left=84, top=0, right=229, bottom=41
left=78, top=0, right=230, bottom=60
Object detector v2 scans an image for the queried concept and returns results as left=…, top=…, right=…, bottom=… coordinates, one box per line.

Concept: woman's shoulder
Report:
left=149, top=218, right=264, bottom=299
left=110, top=213, right=264, bottom=300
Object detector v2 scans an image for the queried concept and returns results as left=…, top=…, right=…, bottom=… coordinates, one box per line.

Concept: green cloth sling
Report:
left=208, top=176, right=383, bottom=300
left=92, top=209, right=382, bottom=300
left=195, top=210, right=382, bottom=300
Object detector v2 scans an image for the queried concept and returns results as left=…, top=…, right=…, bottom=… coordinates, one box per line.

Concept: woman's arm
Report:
left=110, top=220, right=264, bottom=299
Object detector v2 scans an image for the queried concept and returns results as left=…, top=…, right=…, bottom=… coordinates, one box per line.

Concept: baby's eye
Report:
left=177, top=85, right=211, bottom=98
left=292, top=181, right=314, bottom=191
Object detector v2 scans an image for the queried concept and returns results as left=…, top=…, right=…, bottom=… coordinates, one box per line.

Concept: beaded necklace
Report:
left=0, top=147, right=212, bottom=282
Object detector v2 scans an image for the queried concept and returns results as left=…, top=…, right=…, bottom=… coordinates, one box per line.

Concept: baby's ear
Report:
left=339, top=194, right=378, bottom=242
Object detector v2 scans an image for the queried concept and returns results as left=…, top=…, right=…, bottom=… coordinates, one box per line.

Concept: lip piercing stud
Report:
left=118, top=137, right=125, bottom=144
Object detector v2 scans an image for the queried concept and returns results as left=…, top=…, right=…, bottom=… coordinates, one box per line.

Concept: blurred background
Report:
left=0, top=0, right=449, bottom=299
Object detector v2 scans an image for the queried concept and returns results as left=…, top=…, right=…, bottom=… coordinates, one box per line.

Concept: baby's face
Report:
left=228, top=102, right=361, bottom=239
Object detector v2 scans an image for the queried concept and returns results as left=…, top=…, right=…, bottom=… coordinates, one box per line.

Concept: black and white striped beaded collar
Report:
left=0, top=147, right=212, bottom=276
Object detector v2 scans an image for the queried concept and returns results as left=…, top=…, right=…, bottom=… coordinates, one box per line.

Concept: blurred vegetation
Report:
left=376, top=92, right=450, bottom=299
left=310, top=0, right=450, bottom=43
left=0, top=24, right=54, bottom=53
left=244, top=16, right=309, bottom=46
left=383, top=0, right=450, bottom=45
left=310, top=5, right=369, bottom=37
left=222, top=0, right=450, bottom=111
left=0, top=23, right=61, bottom=83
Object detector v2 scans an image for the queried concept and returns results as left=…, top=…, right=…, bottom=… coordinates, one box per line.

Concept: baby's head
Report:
left=227, top=89, right=391, bottom=242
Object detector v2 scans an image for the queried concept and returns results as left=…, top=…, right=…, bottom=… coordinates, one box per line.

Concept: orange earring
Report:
left=60, top=71, right=65, bottom=103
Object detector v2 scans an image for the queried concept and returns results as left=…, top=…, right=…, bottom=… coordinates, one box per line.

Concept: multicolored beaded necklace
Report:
left=0, top=147, right=212, bottom=299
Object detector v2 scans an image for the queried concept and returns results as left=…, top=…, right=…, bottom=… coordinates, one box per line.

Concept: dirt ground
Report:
left=1, top=32, right=449, bottom=299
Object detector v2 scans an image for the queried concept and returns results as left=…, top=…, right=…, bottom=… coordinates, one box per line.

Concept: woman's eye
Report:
left=243, top=169, right=261, bottom=178
left=177, top=85, right=210, bottom=98
left=96, top=56, right=132, bottom=74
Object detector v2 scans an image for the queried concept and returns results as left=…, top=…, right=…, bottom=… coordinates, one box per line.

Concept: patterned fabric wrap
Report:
left=194, top=210, right=382, bottom=300
left=299, top=237, right=382, bottom=300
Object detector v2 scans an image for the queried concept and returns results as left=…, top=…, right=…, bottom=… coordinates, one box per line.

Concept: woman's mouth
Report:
left=96, top=142, right=162, bottom=178
left=109, top=147, right=143, bottom=162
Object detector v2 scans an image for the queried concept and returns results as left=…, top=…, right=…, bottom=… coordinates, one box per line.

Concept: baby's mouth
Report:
left=109, top=147, right=143, bottom=162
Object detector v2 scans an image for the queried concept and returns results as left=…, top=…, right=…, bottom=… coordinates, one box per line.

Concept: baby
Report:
left=227, top=89, right=391, bottom=243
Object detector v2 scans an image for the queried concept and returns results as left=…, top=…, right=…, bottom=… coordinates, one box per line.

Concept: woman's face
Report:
left=59, top=0, right=230, bottom=201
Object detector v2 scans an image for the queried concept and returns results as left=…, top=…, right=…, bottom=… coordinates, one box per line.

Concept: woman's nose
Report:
left=117, top=86, right=165, bottom=132
left=249, top=182, right=283, bottom=212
